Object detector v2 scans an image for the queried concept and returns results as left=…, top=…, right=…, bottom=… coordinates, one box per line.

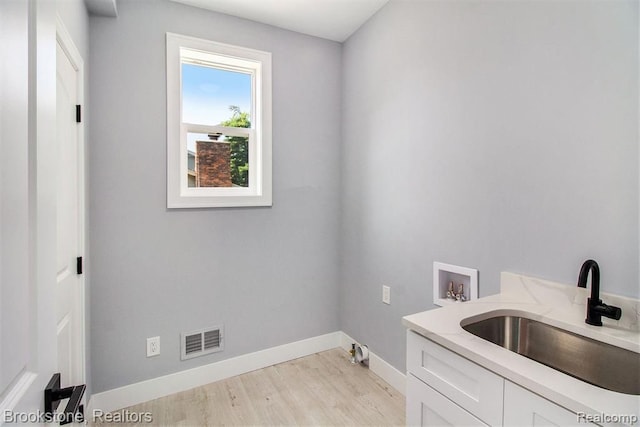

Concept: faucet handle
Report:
left=446, top=281, right=455, bottom=299
left=602, top=303, right=622, bottom=320
left=586, top=298, right=622, bottom=325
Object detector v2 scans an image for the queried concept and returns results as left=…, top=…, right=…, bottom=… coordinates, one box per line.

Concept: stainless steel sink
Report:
left=461, top=315, right=640, bottom=395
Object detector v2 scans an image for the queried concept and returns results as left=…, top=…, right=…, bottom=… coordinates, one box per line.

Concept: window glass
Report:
left=186, top=131, right=249, bottom=188
left=182, top=63, right=252, bottom=188
left=181, top=64, right=252, bottom=126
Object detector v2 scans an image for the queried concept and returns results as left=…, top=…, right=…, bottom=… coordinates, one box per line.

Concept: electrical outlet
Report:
left=382, top=285, right=391, bottom=305
left=147, top=336, right=160, bottom=357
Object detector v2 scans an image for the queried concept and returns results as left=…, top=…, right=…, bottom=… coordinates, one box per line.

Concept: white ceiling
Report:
left=169, top=0, right=390, bottom=42
left=84, top=0, right=118, bottom=16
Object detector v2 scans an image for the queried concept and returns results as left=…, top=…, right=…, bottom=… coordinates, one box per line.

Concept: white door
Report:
left=56, top=29, right=85, bottom=393
left=0, top=3, right=85, bottom=422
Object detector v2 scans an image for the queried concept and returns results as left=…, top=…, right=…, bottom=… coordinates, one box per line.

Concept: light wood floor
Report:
left=108, top=348, right=405, bottom=426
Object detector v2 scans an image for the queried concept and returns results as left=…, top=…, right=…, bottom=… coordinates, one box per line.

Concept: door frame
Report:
left=56, top=13, right=87, bottom=388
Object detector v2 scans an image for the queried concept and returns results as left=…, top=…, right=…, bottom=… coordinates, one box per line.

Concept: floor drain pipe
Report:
left=355, top=344, right=369, bottom=366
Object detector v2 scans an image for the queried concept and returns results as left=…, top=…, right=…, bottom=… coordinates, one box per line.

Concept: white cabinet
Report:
left=503, top=381, right=595, bottom=427
left=407, top=374, right=488, bottom=426
left=407, top=330, right=504, bottom=426
left=406, top=330, right=594, bottom=427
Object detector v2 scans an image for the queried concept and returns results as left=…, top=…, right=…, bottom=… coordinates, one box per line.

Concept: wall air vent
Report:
left=181, top=325, right=224, bottom=361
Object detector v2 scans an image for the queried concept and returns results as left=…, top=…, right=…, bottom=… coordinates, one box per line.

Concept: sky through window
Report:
left=182, top=63, right=252, bottom=152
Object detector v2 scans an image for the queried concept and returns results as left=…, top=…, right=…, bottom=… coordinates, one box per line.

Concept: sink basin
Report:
left=461, top=314, right=640, bottom=395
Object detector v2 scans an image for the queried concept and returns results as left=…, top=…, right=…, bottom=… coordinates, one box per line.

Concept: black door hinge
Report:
left=76, top=105, right=81, bottom=123
left=76, top=256, right=83, bottom=275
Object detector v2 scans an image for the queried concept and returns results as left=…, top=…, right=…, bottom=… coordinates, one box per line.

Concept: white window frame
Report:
left=166, top=33, right=272, bottom=208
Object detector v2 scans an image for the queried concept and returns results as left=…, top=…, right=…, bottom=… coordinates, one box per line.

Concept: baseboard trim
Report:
left=88, top=331, right=341, bottom=414
left=338, top=332, right=406, bottom=396
left=369, top=352, right=406, bottom=396
left=88, top=330, right=405, bottom=414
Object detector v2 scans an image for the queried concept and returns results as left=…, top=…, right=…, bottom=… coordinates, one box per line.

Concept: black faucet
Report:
left=577, top=260, right=622, bottom=326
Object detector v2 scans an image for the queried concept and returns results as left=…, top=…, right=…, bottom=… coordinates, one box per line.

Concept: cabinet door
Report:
left=503, top=381, right=595, bottom=427
left=407, top=330, right=504, bottom=426
left=407, top=374, right=488, bottom=427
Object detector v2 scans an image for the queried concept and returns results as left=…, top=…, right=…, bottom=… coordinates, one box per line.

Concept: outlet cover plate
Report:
left=382, top=285, right=391, bottom=304
left=147, top=336, right=160, bottom=357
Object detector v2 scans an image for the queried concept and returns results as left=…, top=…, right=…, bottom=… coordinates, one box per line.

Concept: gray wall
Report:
left=89, top=0, right=342, bottom=393
left=340, top=0, right=639, bottom=372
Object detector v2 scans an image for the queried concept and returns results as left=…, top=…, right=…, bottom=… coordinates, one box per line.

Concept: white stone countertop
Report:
left=402, top=272, right=640, bottom=425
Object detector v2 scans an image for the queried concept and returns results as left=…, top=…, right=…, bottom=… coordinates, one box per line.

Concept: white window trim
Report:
left=166, top=33, right=272, bottom=208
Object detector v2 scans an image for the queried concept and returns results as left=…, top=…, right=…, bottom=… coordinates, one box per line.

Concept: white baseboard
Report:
left=88, top=330, right=405, bottom=414
left=369, top=352, right=406, bottom=396
left=89, top=331, right=341, bottom=414
left=338, top=332, right=406, bottom=396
